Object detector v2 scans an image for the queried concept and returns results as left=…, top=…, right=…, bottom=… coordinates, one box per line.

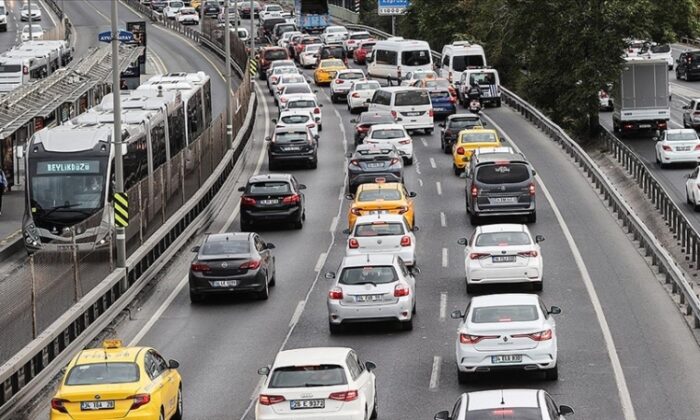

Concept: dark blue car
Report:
left=429, top=89, right=456, bottom=119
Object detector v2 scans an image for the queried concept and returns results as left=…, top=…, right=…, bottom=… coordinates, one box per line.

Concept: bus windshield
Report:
left=29, top=158, right=108, bottom=213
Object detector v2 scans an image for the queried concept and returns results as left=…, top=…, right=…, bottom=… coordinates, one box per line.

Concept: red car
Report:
left=353, top=41, right=376, bottom=65
left=294, top=36, right=322, bottom=59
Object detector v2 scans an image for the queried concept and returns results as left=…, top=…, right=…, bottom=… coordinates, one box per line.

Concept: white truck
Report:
left=612, top=58, right=670, bottom=136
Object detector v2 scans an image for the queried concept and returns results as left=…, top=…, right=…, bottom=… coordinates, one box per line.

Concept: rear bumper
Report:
left=189, top=271, right=265, bottom=294
left=471, top=201, right=536, bottom=218
left=242, top=207, right=303, bottom=223
left=269, top=150, right=317, bottom=163
left=456, top=344, right=557, bottom=373
left=328, top=298, right=413, bottom=324
left=466, top=266, right=542, bottom=284
left=659, top=150, right=700, bottom=164
left=256, top=407, right=364, bottom=420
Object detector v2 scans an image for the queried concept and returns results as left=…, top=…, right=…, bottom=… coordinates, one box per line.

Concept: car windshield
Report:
left=65, top=363, right=140, bottom=386
left=401, top=50, right=431, bottom=66
left=461, top=132, right=498, bottom=143
left=274, top=67, right=298, bottom=75
left=275, top=132, right=308, bottom=143
left=322, top=59, right=344, bottom=68
left=339, top=72, right=364, bottom=80
left=476, top=232, right=531, bottom=247
left=180, top=9, right=195, bottom=14
left=357, top=189, right=402, bottom=201
left=339, top=266, right=397, bottom=285
left=471, top=305, right=539, bottom=323
left=429, top=90, right=451, bottom=100
left=425, top=79, right=451, bottom=89
left=476, top=163, right=531, bottom=184
left=281, top=114, right=311, bottom=124
left=666, top=131, right=699, bottom=141
left=267, top=5, right=282, bottom=11
left=354, top=222, right=405, bottom=237
left=269, top=365, right=347, bottom=388
left=201, top=239, right=249, bottom=255
left=169, top=1, right=184, bottom=7
left=280, top=75, right=305, bottom=84
left=264, top=50, right=288, bottom=60
left=354, top=82, right=380, bottom=91
left=371, top=129, right=405, bottom=139
left=449, top=118, right=481, bottom=129
left=464, top=408, right=543, bottom=419
left=288, top=100, right=316, bottom=109
left=306, top=45, right=321, bottom=53
left=248, top=181, right=291, bottom=194
left=470, top=72, right=497, bottom=85
left=395, top=90, right=430, bottom=106
left=328, top=27, right=346, bottom=33
left=284, top=85, right=312, bottom=94
left=452, top=54, right=485, bottom=71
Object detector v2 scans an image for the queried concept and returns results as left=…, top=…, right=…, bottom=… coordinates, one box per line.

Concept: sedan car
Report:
left=458, top=224, right=544, bottom=293
left=655, top=128, right=700, bottom=168
left=298, top=43, right=322, bottom=68
left=256, top=347, right=377, bottom=420
left=176, top=7, right=200, bottom=25
left=266, top=127, right=318, bottom=170
left=451, top=293, right=560, bottom=383
left=346, top=144, right=403, bottom=192
left=347, top=80, right=381, bottom=114
left=351, top=111, right=396, bottom=145
left=429, top=89, right=457, bottom=119
left=365, top=124, right=413, bottom=164
left=314, top=59, right=347, bottom=85
left=434, top=389, right=574, bottom=420
left=320, top=25, right=349, bottom=45
left=346, top=182, right=416, bottom=229
left=200, top=0, right=220, bottom=16
left=682, top=98, right=700, bottom=129
left=277, top=83, right=315, bottom=107
left=238, top=173, right=307, bottom=230
left=50, top=339, right=182, bottom=420
left=20, top=3, right=42, bottom=21
left=439, top=114, right=484, bottom=153
left=685, top=165, right=700, bottom=210
left=21, top=24, right=43, bottom=42
left=345, top=214, right=417, bottom=266
left=326, top=254, right=417, bottom=332
left=353, top=41, right=376, bottom=65
left=281, top=94, right=323, bottom=130
left=452, top=128, right=502, bottom=174
left=344, top=31, right=373, bottom=56
left=189, top=232, right=276, bottom=302
left=330, top=69, right=366, bottom=103
left=274, top=109, right=319, bottom=138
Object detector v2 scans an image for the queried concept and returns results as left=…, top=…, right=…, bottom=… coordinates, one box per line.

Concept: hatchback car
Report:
left=451, top=294, right=560, bottom=383
left=346, top=144, right=403, bottom=192
left=330, top=69, right=366, bottom=103
left=266, top=127, right=318, bottom=170
left=452, top=128, right=501, bottom=174
left=458, top=224, right=544, bottom=293
left=351, top=111, right=396, bottom=145
left=326, top=254, right=417, bottom=332
left=346, top=182, right=416, bottom=229
left=345, top=214, right=417, bottom=266
left=189, top=232, right=276, bottom=302
left=344, top=31, right=373, bottom=56
left=274, top=109, right=319, bottom=138
left=365, top=124, right=413, bottom=164
left=439, top=114, right=484, bottom=153
left=238, top=174, right=307, bottom=230
left=298, top=43, right=322, bottom=68
left=654, top=128, right=700, bottom=168
left=255, top=347, right=377, bottom=420
left=281, top=94, right=323, bottom=130
left=258, top=47, right=290, bottom=80
left=347, top=80, right=381, bottom=113
left=676, top=50, right=700, bottom=81
left=682, top=98, right=700, bottom=129
left=434, top=389, right=574, bottom=420
left=176, top=7, right=199, bottom=25
left=294, top=35, right=322, bottom=59
left=429, top=89, right=457, bottom=119
left=353, top=41, right=376, bottom=65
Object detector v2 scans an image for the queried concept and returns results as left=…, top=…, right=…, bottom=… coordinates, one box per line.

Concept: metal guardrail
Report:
left=680, top=37, right=700, bottom=47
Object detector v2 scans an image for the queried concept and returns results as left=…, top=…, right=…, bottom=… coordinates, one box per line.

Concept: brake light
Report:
left=662, top=145, right=672, bottom=151
left=456, top=146, right=465, bottom=155
left=398, top=139, right=411, bottom=145
left=390, top=158, right=400, bottom=165
left=513, top=329, right=552, bottom=341
left=241, top=196, right=256, bottom=206
left=282, top=194, right=301, bottom=205
left=429, top=109, right=434, bottom=118
left=22, top=65, right=28, bottom=75
left=400, top=235, right=411, bottom=246
left=469, top=252, right=489, bottom=260
left=459, top=333, right=497, bottom=344
left=492, top=409, right=515, bottom=416
left=397, top=206, right=408, bottom=214
left=657, top=121, right=667, bottom=129
left=348, top=238, right=359, bottom=248
left=352, top=92, right=360, bottom=98
left=314, top=107, right=321, bottom=114
left=357, top=125, right=369, bottom=132
left=190, top=263, right=211, bottom=272
left=695, top=144, right=700, bottom=150
left=391, top=110, right=397, bottom=119
left=471, top=185, right=478, bottom=198
left=328, top=287, right=343, bottom=300
left=128, top=394, right=151, bottom=410
left=335, top=79, right=344, bottom=84
left=307, top=123, right=316, bottom=129
left=517, top=250, right=538, bottom=257
left=239, top=260, right=261, bottom=270
left=329, top=390, right=358, bottom=401
left=394, top=283, right=410, bottom=297
left=529, top=183, right=536, bottom=196
left=350, top=159, right=360, bottom=166
left=259, top=395, right=286, bottom=405
left=350, top=208, right=362, bottom=215
left=280, top=97, right=288, bottom=103
left=51, top=399, right=68, bottom=413
left=270, top=76, right=278, bottom=83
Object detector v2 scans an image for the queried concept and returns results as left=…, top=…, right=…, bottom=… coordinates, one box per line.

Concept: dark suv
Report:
left=238, top=174, right=307, bottom=230
left=266, top=127, right=319, bottom=169
left=201, top=0, right=220, bottom=16
left=346, top=144, right=404, bottom=192
left=465, top=151, right=537, bottom=225
left=440, top=114, right=484, bottom=153
left=676, top=50, right=700, bottom=81
left=258, top=47, right=290, bottom=80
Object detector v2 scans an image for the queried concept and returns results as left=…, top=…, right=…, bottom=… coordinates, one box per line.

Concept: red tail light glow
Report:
left=657, top=121, right=667, bottom=129
left=328, top=287, right=343, bottom=300
left=390, top=158, right=400, bottom=165
left=400, top=235, right=411, bottom=246
left=50, top=399, right=68, bottom=413
left=335, top=79, right=344, bottom=84
left=456, top=146, right=465, bottom=155
left=128, top=394, right=151, bottom=410
left=348, top=238, right=359, bottom=248
left=469, top=252, right=489, bottom=260
left=241, top=196, right=256, bottom=206
left=352, top=92, right=360, bottom=98
left=394, top=283, right=410, bottom=297
left=397, top=206, right=408, bottom=214
left=350, top=159, right=360, bottom=166
left=460, top=333, right=498, bottom=344
left=190, top=263, right=211, bottom=272
left=694, top=144, right=700, bottom=151
left=259, top=395, right=286, bottom=405
left=282, top=194, right=301, bottom=205
left=471, top=185, right=479, bottom=198
left=429, top=109, right=434, bottom=118
left=314, top=107, right=321, bottom=114
left=350, top=208, right=362, bottom=215
left=329, top=390, right=358, bottom=401
left=517, top=250, right=539, bottom=257
left=239, top=260, right=261, bottom=270
left=398, top=139, right=411, bottom=145
left=391, top=110, right=397, bottom=119
left=307, top=123, right=316, bottom=129
left=356, top=125, right=369, bottom=132
left=662, top=145, right=672, bottom=151
left=529, top=183, right=536, bottom=196
left=23, top=66, right=28, bottom=75
left=513, top=329, right=553, bottom=341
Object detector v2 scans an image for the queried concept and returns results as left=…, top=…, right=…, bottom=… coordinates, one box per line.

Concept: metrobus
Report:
left=0, top=40, right=72, bottom=93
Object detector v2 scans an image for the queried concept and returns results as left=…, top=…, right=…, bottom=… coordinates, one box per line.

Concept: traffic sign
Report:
left=378, top=0, right=409, bottom=15
left=113, top=192, right=129, bottom=228
left=98, top=30, right=135, bottom=43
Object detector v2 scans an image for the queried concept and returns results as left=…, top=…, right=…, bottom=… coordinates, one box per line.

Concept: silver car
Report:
left=325, top=254, right=417, bottom=334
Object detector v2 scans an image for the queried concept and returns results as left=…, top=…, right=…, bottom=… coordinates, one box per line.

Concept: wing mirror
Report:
left=457, top=238, right=468, bottom=246
left=191, top=246, right=200, bottom=252
left=342, top=228, right=351, bottom=234
left=324, top=272, right=336, bottom=279
left=409, top=265, right=421, bottom=275
left=345, top=152, right=353, bottom=158
left=238, top=186, right=246, bottom=192
left=412, top=225, right=419, bottom=232
left=350, top=118, right=357, bottom=123
left=434, top=411, right=450, bottom=420
left=365, top=361, right=377, bottom=371
left=318, top=103, right=324, bottom=107
left=531, top=169, right=537, bottom=176
left=535, top=235, right=545, bottom=243
left=439, top=122, right=446, bottom=128
left=450, top=310, right=464, bottom=319
left=559, top=405, right=575, bottom=416
left=683, top=105, right=689, bottom=110
left=265, top=136, right=272, bottom=141
left=266, top=243, right=276, bottom=249
left=298, top=184, right=307, bottom=190
left=271, top=118, right=277, bottom=123
left=314, top=135, right=320, bottom=141
left=345, top=193, right=355, bottom=200
left=257, top=366, right=270, bottom=375
left=548, top=306, right=562, bottom=315
left=168, top=359, right=180, bottom=369
left=408, top=191, right=417, bottom=198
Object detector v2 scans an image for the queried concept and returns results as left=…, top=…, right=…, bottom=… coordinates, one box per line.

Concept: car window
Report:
left=281, top=114, right=311, bottom=124
left=339, top=266, right=398, bottom=285
left=452, top=54, right=485, bottom=72
left=371, top=129, right=405, bottom=139
left=398, top=258, right=410, bottom=277
left=545, top=394, right=560, bottom=419
left=287, top=99, right=317, bottom=109
left=401, top=50, right=431, bottom=66
left=442, top=55, right=450, bottom=67
left=475, top=232, right=531, bottom=247
left=254, top=236, right=266, bottom=252
left=469, top=72, right=497, bottom=85
left=339, top=72, right=365, bottom=80
left=451, top=397, right=462, bottom=420
left=357, top=189, right=402, bottom=201
left=475, top=163, right=531, bottom=184
left=361, top=112, right=393, bottom=124
left=449, top=118, right=481, bottom=130
left=264, top=49, right=287, bottom=60
left=464, top=408, right=542, bottom=419
left=322, top=59, right=345, bottom=68
left=201, top=239, right=249, bottom=255
left=665, top=131, right=699, bottom=141
left=461, top=132, right=497, bottom=143
left=395, top=90, right=430, bottom=106
left=375, top=49, right=398, bottom=65
left=471, top=305, right=539, bottom=323
left=275, top=132, right=308, bottom=144
left=65, top=362, right=140, bottom=385
left=345, top=353, right=361, bottom=380
left=283, top=85, right=312, bottom=95
left=354, top=222, right=405, bottom=237
left=248, top=181, right=291, bottom=194
left=269, top=365, right=347, bottom=388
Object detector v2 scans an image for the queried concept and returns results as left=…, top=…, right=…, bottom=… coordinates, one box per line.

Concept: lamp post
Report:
left=225, top=0, right=233, bottom=148
left=111, top=0, right=126, bottom=269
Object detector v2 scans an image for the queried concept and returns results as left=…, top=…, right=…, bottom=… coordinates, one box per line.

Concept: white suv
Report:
left=330, top=69, right=366, bottom=103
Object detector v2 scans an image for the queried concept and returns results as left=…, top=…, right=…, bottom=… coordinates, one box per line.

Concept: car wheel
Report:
left=309, top=159, right=318, bottom=169
left=694, top=200, right=700, bottom=212
left=159, top=408, right=165, bottom=420
left=329, top=322, right=343, bottom=334
left=443, top=142, right=452, bottom=154
left=496, top=98, right=502, bottom=107
left=453, top=164, right=461, bottom=176
left=331, top=94, right=337, bottom=103
left=469, top=212, right=479, bottom=226
left=294, top=218, right=303, bottom=229
left=544, top=365, right=559, bottom=381
left=172, top=387, right=183, bottom=420
left=457, top=370, right=472, bottom=384
left=318, top=123, right=323, bottom=131
left=257, top=279, right=270, bottom=300
left=532, top=281, right=543, bottom=292
left=404, top=156, right=413, bottom=166
left=466, top=281, right=477, bottom=294
left=425, top=128, right=433, bottom=135
left=400, top=318, right=413, bottom=331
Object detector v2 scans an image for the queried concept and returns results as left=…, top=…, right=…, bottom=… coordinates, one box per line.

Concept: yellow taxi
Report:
left=190, top=0, right=202, bottom=11
left=347, top=182, right=417, bottom=229
left=50, top=339, right=183, bottom=420
left=314, top=58, right=347, bottom=85
left=452, top=128, right=502, bottom=175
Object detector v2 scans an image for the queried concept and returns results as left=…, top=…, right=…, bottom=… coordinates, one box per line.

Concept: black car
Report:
left=318, top=45, right=347, bottom=64
left=201, top=0, right=220, bottom=16
left=238, top=173, right=307, bottom=230
left=676, top=50, right=700, bottom=81
left=259, top=16, right=287, bottom=40
left=346, top=144, right=404, bottom=192
left=188, top=232, right=276, bottom=302
left=150, top=0, right=167, bottom=12
left=465, top=151, right=537, bottom=225
left=439, top=114, right=484, bottom=153
left=351, top=111, right=396, bottom=145
left=238, top=1, right=261, bottom=18
left=266, top=127, right=318, bottom=169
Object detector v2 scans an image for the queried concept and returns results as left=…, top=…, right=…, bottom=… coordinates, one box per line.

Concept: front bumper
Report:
left=328, top=297, right=413, bottom=324
left=456, top=342, right=557, bottom=373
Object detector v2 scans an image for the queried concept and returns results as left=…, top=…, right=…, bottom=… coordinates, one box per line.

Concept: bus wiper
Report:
left=43, top=203, right=90, bottom=217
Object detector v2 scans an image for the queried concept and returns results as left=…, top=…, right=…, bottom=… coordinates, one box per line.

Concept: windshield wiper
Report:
left=42, top=204, right=93, bottom=218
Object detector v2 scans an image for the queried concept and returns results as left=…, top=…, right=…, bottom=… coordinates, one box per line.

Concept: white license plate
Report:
left=211, top=280, right=238, bottom=287
left=638, top=124, right=651, bottom=128
left=283, top=146, right=301, bottom=151
left=490, top=197, right=518, bottom=204
left=491, top=354, right=522, bottom=364
left=81, top=400, right=115, bottom=411
left=492, top=256, right=516, bottom=263
left=367, top=162, right=384, bottom=168
left=290, top=399, right=325, bottom=409
left=404, top=111, right=421, bottom=116
left=356, top=294, right=383, bottom=302
left=677, top=146, right=692, bottom=151
left=260, top=199, right=279, bottom=205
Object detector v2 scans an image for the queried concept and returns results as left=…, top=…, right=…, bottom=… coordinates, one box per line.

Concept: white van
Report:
left=367, top=39, right=433, bottom=80
left=438, top=41, right=487, bottom=83
left=368, top=86, right=434, bottom=133
left=457, top=68, right=501, bottom=107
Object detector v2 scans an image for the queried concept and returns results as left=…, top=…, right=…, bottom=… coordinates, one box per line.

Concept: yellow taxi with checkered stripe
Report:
left=50, top=339, right=183, bottom=420
left=346, top=182, right=417, bottom=229
left=313, top=58, right=347, bottom=85
left=452, top=128, right=502, bottom=175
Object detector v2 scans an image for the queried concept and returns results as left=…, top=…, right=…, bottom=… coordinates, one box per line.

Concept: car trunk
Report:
left=355, top=199, right=406, bottom=217
left=668, top=141, right=699, bottom=153
left=472, top=245, right=533, bottom=268
left=467, top=322, right=542, bottom=352
left=339, top=282, right=399, bottom=306
left=356, top=155, right=396, bottom=172
left=197, top=253, right=252, bottom=277
left=60, top=384, right=141, bottom=419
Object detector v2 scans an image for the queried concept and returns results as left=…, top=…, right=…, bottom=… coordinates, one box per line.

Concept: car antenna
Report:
left=500, top=389, right=505, bottom=405
left=366, top=253, right=370, bottom=263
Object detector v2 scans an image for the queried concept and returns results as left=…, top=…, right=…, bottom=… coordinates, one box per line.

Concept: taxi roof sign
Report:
left=102, top=339, right=123, bottom=349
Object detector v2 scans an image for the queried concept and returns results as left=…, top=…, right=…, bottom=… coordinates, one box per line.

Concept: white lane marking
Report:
left=429, top=356, right=441, bottom=390
left=415, top=160, right=421, bottom=175
left=330, top=216, right=338, bottom=233
left=129, top=275, right=189, bottom=346
left=442, top=247, right=448, bottom=267
left=436, top=181, right=442, bottom=195
left=314, top=252, right=327, bottom=273
left=429, top=157, right=436, bottom=168
left=421, top=138, right=428, bottom=147
left=338, top=186, right=345, bottom=200
left=439, top=292, right=447, bottom=320
left=418, top=178, right=423, bottom=187
left=440, top=211, right=446, bottom=227
left=38, top=0, right=58, bottom=28
left=289, top=300, right=305, bottom=327
left=481, top=113, right=637, bottom=420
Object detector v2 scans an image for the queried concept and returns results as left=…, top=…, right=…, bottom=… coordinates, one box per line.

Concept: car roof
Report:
left=476, top=223, right=527, bottom=234
left=665, top=128, right=698, bottom=134
left=473, top=152, right=528, bottom=164
left=467, top=389, right=541, bottom=411
left=369, top=123, right=404, bottom=130
left=379, top=86, right=426, bottom=92
left=357, top=182, right=402, bottom=191
left=354, top=213, right=406, bottom=224
left=275, top=347, right=352, bottom=367
left=74, top=346, right=148, bottom=365
left=248, top=173, right=293, bottom=183
left=284, top=93, right=317, bottom=101
left=448, top=114, right=480, bottom=121
left=342, top=253, right=396, bottom=267
left=280, top=109, right=313, bottom=116
left=205, top=232, right=250, bottom=242
left=471, top=293, right=539, bottom=308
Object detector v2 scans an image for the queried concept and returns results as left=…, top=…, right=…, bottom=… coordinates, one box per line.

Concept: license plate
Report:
left=356, top=294, right=383, bottom=302
left=367, top=162, right=384, bottom=168
left=211, top=280, right=238, bottom=287
left=490, top=197, right=518, bottom=204
left=81, top=401, right=115, bottom=411
left=492, top=256, right=516, bottom=263
left=367, top=210, right=389, bottom=215
left=283, top=146, right=301, bottom=151
left=374, top=177, right=386, bottom=183
left=260, top=199, right=279, bottom=205
left=638, top=124, right=651, bottom=128
left=677, top=146, right=692, bottom=151
left=404, top=111, right=421, bottom=116
left=491, top=354, right=522, bottom=364
left=290, top=399, right=325, bottom=409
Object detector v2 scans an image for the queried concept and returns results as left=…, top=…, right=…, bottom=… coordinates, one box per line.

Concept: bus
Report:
left=294, top=0, right=329, bottom=33
left=0, top=40, right=72, bottom=93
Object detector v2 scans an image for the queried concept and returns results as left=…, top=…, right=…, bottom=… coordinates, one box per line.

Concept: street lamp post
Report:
left=111, top=0, right=126, bottom=269
left=225, top=0, right=233, bottom=148
left=28, top=0, right=32, bottom=41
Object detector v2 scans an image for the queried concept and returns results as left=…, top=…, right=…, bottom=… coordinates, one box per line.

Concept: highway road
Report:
left=0, top=0, right=58, bottom=54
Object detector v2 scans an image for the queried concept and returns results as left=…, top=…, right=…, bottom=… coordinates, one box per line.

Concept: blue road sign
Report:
left=98, top=30, right=134, bottom=43
left=378, top=0, right=409, bottom=15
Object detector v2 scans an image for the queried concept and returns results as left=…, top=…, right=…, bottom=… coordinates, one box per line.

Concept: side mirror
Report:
left=324, top=272, right=336, bottom=279
left=298, top=184, right=307, bottom=190
left=271, top=118, right=277, bottom=123
left=191, top=246, right=200, bottom=253
left=314, top=135, right=320, bottom=140
left=266, top=243, right=276, bottom=249
left=683, top=105, right=689, bottom=110
left=535, top=235, right=545, bottom=243
left=257, top=366, right=270, bottom=375
left=652, top=136, right=659, bottom=142
left=350, top=118, right=357, bottom=123
left=345, top=193, right=355, bottom=200
left=450, top=310, right=463, bottom=319
left=559, top=405, right=575, bottom=416
left=482, top=122, right=487, bottom=126
left=457, top=237, right=467, bottom=246
left=238, top=186, right=246, bottom=192
left=265, top=136, right=272, bottom=141
left=434, top=411, right=450, bottom=420
left=313, top=89, right=319, bottom=93
left=395, top=117, right=403, bottom=122
left=409, top=265, right=421, bottom=275
left=412, top=226, right=419, bottom=232
left=531, top=169, right=537, bottom=176
left=345, top=152, right=353, bottom=158
left=454, top=80, right=462, bottom=86
left=319, top=103, right=324, bottom=107
left=548, top=306, right=562, bottom=315
left=408, top=191, right=417, bottom=198
left=439, top=122, right=446, bottom=128
left=364, top=361, right=377, bottom=371
left=168, top=359, right=180, bottom=369
left=342, top=228, right=351, bottom=234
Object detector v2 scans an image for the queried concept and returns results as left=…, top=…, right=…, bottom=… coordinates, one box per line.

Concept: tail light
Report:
left=400, top=235, right=411, bottom=246
left=429, top=109, right=434, bottom=118
left=350, top=159, right=360, bottom=166
left=335, top=79, right=344, bottom=84
left=471, top=185, right=478, bottom=198
left=51, top=399, right=68, bottom=413
left=352, top=92, right=360, bottom=98
left=239, top=260, right=261, bottom=270
left=270, top=76, right=278, bottom=84
left=513, top=329, right=552, bottom=341
left=529, top=183, right=536, bottom=196
left=394, top=283, right=410, bottom=297
left=241, top=196, right=256, bottom=206
left=456, top=146, right=465, bottom=155
left=259, top=395, right=286, bottom=405
left=694, top=144, right=700, bottom=151
left=389, top=158, right=400, bottom=165
left=329, top=390, right=358, bottom=401
left=348, top=238, right=359, bottom=248
left=190, top=263, right=211, bottom=272
left=307, top=123, right=316, bottom=129
left=398, top=139, right=411, bottom=145
left=391, top=110, right=397, bottom=119
left=350, top=208, right=362, bottom=215
left=517, top=250, right=538, bottom=257
left=314, top=107, right=321, bottom=114
left=397, top=206, right=408, bottom=214
left=356, top=125, right=369, bottom=132
left=662, top=145, right=672, bottom=151
left=459, top=333, right=497, bottom=344
left=657, top=121, right=667, bottom=129
left=282, top=194, right=301, bottom=205
left=328, top=287, right=343, bottom=300
left=280, top=97, right=288, bottom=104
left=128, top=394, right=151, bottom=410
left=469, top=252, right=489, bottom=260
left=22, top=65, right=28, bottom=75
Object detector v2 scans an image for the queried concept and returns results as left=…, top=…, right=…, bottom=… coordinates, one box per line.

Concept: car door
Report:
left=148, top=350, right=177, bottom=416
left=253, top=234, right=271, bottom=280
left=347, top=351, right=375, bottom=412
left=451, top=394, right=465, bottom=420
left=688, top=167, right=699, bottom=197
left=402, top=185, right=415, bottom=222
left=398, top=258, right=415, bottom=292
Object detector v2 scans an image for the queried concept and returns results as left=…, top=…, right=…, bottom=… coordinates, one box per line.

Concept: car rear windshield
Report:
left=650, top=44, right=670, bottom=53
left=666, top=131, right=699, bottom=141
left=401, top=50, right=431, bottom=66
left=339, top=72, right=364, bottom=80
left=302, top=37, right=321, bottom=45
left=0, top=65, right=21, bottom=73
left=249, top=181, right=291, bottom=194
left=355, top=222, right=404, bottom=237
left=452, top=54, right=485, bottom=72
left=475, top=232, right=531, bottom=247
left=429, top=90, right=451, bottom=100
left=351, top=33, right=371, bottom=40
left=288, top=100, right=316, bottom=109
left=269, top=365, right=347, bottom=388
left=65, top=363, right=139, bottom=386
left=471, top=305, right=539, bottom=323
left=274, top=66, right=297, bottom=74
left=464, top=408, right=543, bottom=419
left=281, top=115, right=311, bottom=124
left=284, top=85, right=312, bottom=94
left=371, top=129, right=405, bottom=139
left=449, top=118, right=481, bottom=129
left=358, top=189, right=402, bottom=201
left=321, top=48, right=345, bottom=59
left=201, top=239, right=249, bottom=255
left=264, top=49, right=288, bottom=60
left=462, top=132, right=497, bottom=143
left=395, top=90, right=430, bottom=106
left=275, top=132, right=308, bottom=143
left=688, top=52, right=700, bottom=61
left=476, top=163, right=530, bottom=184
left=306, top=45, right=321, bottom=53
left=360, top=113, right=394, bottom=124
left=354, top=82, right=380, bottom=90
left=339, top=266, right=397, bottom=285
left=322, top=59, right=344, bottom=67
left=280, top=75, right=304, bottom=84
left=361, top=43, right=376, bottom=50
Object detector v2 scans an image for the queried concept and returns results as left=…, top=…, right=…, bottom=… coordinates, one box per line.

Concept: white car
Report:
left=685, top=166, right=700, bottom=210
left=326, top=254, right=417, bottom=333
left=231, top=27, right=249, bottom=42
left=281, top=94, right=323, bottom=130
left=299, top=43, right=322, bottom=68
left=20, top=3, right=41, bottom=21
left=625, top=38, right=646, bottom=57
left=163, top=0, right=186, bottom=19
left=176, top=7, right=199, bottom=25
left=345, top=214, right=416, bottom=266
left=255, top=347, right=377, bottom=420
left=258, top=3, right=284, bottom=19
left=274, top=109, right=319, bottom=138
left=435, top=389, right=574, bottom=420
left=320, top=25, right=349, bottom=44
left=655, top=128, right=700, bottom=168
left=268, top=67, right=302, bottom=93
left=21, top=24, right=43, bottom=42
left=343, top=31, right=373, bottom=55
left=365, top=124, right=413, bottom=164
left=277, top=31, right=302, bottom=49
left=347, top=80, right=381, bottom=113
left=400, top=70, right=438, bottom=86
left=641, top=43, right=674, bottom=69
left=458, top=224, right=544, bottom=293
left=330, top=69, right=366, bottom=103
left=266, top=59, right=296, bottom=79
left=277, top=82, right=314, bottom=107
left=451, top=293, right=560, bottom=383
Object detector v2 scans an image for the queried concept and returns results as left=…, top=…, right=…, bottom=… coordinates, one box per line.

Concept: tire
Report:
left=268, top=270, right=276, bottom=287
left=526, top=212, right=537, bottom=224
left=425, top=128, right=433, bottom=135
left=676, top=70, right=681, bottom=80
left=172, top=387, right=183, bottom=420
left=331, top=94, right=338, bottom=103
left=256, top=279, right=270, bottom=300
left=294, top=217, right=303, bottom=229
left=496, top=98, right=502, bottom=107
left=688, top=191, right=692, bottom=205
left=544, top=365, right=559, bottom=381
left=453, top=164, right=461, bottom=176
left=532, top=281, right=543, bottom=292
left=469, top=212, right=479, bottom=226
left=370, top=392, right=378, bottom=419
left=318, top=123, right=323, bottom=131
left=404, top=156, right=413, bottom=166
left=309, top=159, right=318, bottom=169
left=400, top=318, right=413, bottom=331
left=189, top=289, right=205, bottom=303
left=329, top=322, right=343, bottom=334
left=466, top=281, right=477, bottom=294
left=694, top=201, right=700, bottom=212
left=457, top=370, right=472, bottom=384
